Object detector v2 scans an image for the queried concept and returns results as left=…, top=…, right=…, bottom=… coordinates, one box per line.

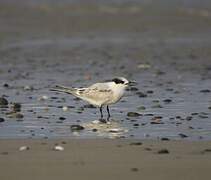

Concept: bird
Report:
left=50, top=77, right=136, bottom=122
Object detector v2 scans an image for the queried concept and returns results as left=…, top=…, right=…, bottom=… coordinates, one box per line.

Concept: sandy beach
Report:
left=0, top=1, right=211, bottom=179
left=0, top=139, right=211, bottom=180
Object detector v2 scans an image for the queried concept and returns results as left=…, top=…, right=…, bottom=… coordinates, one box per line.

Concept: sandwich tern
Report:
left=51, top=77, right=135, bottom=122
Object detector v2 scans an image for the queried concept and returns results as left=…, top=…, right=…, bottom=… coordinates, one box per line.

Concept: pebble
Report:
left=24, top=85, right=34, bottom=91
left=186, top=116, right=193, bottom=121
left=151, top=104, right=163, bottom=108
left=0, top=118, right=5, bottom=122
left=12, top=103, right=21, bottom=112
left=127, top=112, right=141, bottom=117
left=62, top=106, right=69, bottom=111
left=7, top=112, right=24, bottom=119
left=136, top=92, right=147, bottom=97
left=130, top=142, right=142, bottom=146
left=163, top=99, right=172, bottom=103
left=208, top=106, right=211, bottom=110
left=161, top=137, right=170, bottom=141
left=0, top=97, right=8, bottom=107
left=38, top=95, right=48, bottom=101
left=19, top=146, right=30, bottom=151
left=53, top=145, right=64, bottom=151
left=178, top=133, right=188, bottom=138
left=137, top=106, right=146, bottom=111
left=130, top=167, right=139, bottom=172
left=70, top=125, right=85, bottom=131
left=200, top=89, right=210, bottom=93
left=59, top=117, right=66, bottom=120
left=157, top=149, right=169, bottom=154
left=146, top=90, right=153, bottom=94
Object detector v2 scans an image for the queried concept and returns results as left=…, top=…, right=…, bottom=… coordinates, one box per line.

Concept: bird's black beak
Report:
left=128, top=81, right=137, bottom=86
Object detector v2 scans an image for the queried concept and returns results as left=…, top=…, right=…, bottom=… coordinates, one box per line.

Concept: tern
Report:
left=51, top=77, right=136, bottom=122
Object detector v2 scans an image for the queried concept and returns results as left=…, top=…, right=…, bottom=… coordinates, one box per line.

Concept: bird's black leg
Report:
left=106, top=105, right=111, bottom=121
left=99, top=106, right=103, bottom=119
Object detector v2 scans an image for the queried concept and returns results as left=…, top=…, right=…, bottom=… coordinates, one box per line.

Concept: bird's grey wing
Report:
left=77, top=83, right=113, bottom=103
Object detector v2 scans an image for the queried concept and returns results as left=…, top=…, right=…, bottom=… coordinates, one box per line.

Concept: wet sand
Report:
left=0, top=139, right=211, bottom=180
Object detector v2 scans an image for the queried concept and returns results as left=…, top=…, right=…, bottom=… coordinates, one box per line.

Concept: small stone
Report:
left=136, top=92, right=147, bottom=97
left=19, top=146, right=30, bottom=151
left=24, top=85, right=34, bottom=91
left=1, top=151, right=9, bottom=155
left=12, top=103, right=21, bottom=112
left=151, top=104, right=163, bottom=108
left=3, top=83, right=9, bottom=88
left=161, top=137, right=170, bottom=141
left=59, top=117, right=66, bottom=120
left=131, top=167, right=139, bottom=172
left=62, top=106, right=69, bottom=111
left=0, top=118, right=5, bottom=122
left=38, top=95, right=48, bottom=101
left=137, top=106, right=146, bottom=111
left=163, top=99, right=172, bottom=103
left=146, top=90, right=153, bottom=94
left=128, top=87, right=139, bottom=91
left=127, top=112, right=141, bottom=117
left=130, top=142, right=142, bottom=146
left=208, top=106, right=211, bottom=110
left=70, top=125, right=85, bottom=131
left=186, top=116, right=192, bottom=121
left=53, top=145, right=64, bottom=151
left=92, top=128, right=98, bottom=132
left=157, top=149, right=169, bottom=154
left=178, top=133, right=188, bottom=138
left=0, top=97, right=8, bottom=107
left=200, top=89, right=210, bottom=93
left=7, top=112, right=24, bottom=119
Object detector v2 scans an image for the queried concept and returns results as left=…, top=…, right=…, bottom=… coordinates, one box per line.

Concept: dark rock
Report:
left=208, top=106, right=211, bottom=110
left=151, top=104, right=163, bottom=108
left=133, top=123, right=139, bottom=127
left=186, top=116, right=193, bottom=121
left=161, top=137, right=170, bottom=141
left=70, top=125, right=85, bottom=131
left=12, top=103, right=21, bottom=112
left=144, top=113, right=154, bottom=116
left=92, top=128, right=98, bottom=132
left=157, top=149, right=169, bottom=154
left=130, top=142, right=142, bottom=146
left=200, top=89, right=210, bottom=93
left=137, top=106, right=146, bottom=110
left=59, top=117, right=66, bottom=120
left=144, top=147, right=152, bottom=151
left=163, top=99, right=172, bottom=103
left=199, top=115, right=209, bottom=119
left=0, top=97, right=8, bottom=107
left=191, top=112, right=199, bottom=116
left=129, top=87, right=139, bottom=91
left=1, top=152, right=9, bottom=155
left=136, top=92, right=147, bottom=97
left=130, top=168, right=139, bottom=172
left=0, top=118, right=5, bottom=122
left=178, top=133, right=188, bottom=138
left=146, top=90, right=153, bottom=94
left=3, top=83, right=9, bottom=88
left=127, top=112, right=141, bottom=117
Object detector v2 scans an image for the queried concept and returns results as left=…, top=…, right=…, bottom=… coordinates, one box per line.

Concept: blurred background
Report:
left=0, top=0, right=211, bottom=139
